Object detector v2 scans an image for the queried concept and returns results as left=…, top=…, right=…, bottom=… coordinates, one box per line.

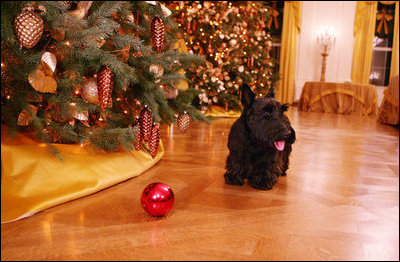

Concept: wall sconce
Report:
left=317, top=26, right=336, bottom=82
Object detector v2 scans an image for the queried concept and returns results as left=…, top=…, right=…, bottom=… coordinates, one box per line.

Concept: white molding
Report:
left=373, top=47, right=393, bottom=52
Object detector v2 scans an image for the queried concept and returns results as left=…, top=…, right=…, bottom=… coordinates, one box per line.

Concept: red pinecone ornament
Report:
left=133, top=116, right=142, bottom=151
left=139, top=105, right=153, bottom=142
left=97, top=66, right=114, bottom=110
left=177, top=111, right=192, bottom=133
left=149, top=123, right=160, bottom=159
left=151, top=16, right=165, bottom=53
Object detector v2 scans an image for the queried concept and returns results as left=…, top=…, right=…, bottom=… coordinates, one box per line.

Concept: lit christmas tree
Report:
left=1, top=1, right=205, bottom=157
left=166, top=1, right=279, bottom=113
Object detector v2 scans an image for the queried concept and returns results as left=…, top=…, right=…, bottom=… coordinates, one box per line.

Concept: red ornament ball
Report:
left=141, top=182, right=175, bottom=217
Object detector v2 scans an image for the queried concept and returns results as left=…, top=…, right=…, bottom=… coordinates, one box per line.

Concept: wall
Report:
left=294, top=1, right=357, bottom=101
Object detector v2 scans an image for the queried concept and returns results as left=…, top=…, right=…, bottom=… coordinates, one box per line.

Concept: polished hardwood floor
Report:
left=1, top=107, right=399, bottom=261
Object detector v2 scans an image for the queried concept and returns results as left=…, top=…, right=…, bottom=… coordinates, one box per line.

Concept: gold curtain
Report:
left=389, top=1, right=399, bottom=79
left=276, top=1, right=301, bottom=104
left=351, top=1, right=378, bottom=84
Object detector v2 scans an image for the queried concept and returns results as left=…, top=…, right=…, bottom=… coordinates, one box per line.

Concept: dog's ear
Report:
left=265, top=86, right=275, bottom=98
left=241, top=84, right=255, bottom=108
left=281, top=103, right=289, bottom=112
left=288, top=126, right=296, bottom=144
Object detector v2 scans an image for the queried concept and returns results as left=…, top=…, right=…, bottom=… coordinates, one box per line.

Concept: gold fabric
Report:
left=389, top=2, right=399, bottom=80
left=378, top=74, right=399, bottom=125
left=276, top=1, right=301, bottom=104
left=351, top=1, right=378, bottom=84
left=172, top=39, right=189, bottom=91
left=1, top=127, right=164, bottom=223
left=205, top=105, right=241, bottom=118
left=298, top=81, right=378, bottom=116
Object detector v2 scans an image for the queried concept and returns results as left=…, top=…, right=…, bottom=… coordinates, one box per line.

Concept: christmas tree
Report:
left=1, top=1, right=205, bottom=157
left=166, top=1, right=279, bottom=113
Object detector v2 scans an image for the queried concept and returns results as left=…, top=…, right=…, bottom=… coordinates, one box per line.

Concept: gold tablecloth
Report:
left=1, top=128, right=164, bottom=223
left=378, top=75, right=399, bottom=125
left=298, top=81, right=378, bottom=116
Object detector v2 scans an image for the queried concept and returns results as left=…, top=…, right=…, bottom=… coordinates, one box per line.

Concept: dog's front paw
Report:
left=224, top=171, right=245, bottom=186
left=248, top=173, right=278, bottom=190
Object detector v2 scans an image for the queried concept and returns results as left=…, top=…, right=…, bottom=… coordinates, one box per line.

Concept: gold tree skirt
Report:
left=1, top=127, right=164, bottom=223
left=205, top=105, right=241, bottom=118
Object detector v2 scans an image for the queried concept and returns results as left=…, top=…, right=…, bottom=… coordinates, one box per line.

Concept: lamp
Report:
left=317, top=26, right=336, bottom=82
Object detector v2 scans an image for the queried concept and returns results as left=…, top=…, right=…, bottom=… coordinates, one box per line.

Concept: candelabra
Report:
left=317, top=26, right=336, bottom=82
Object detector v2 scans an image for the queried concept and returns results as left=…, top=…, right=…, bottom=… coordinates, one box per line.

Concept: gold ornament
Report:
left=61, top=1, right=73, bottom=9
left=160, top=83, right=178, bottom=99
left=69, top=1, right=93, bottom=19
left=201, top=105, right=208, bottom=115
left=126, top=11, right=135, bottom=23
left=17, top=105, right=38, bottom=126
left=71, top=109, right=90, bottom=127
left=48, top=2, right=73, bottom=42
left=71, top=109, right=88, bottom=121
left=88, top=36, right=106, bottom=48
left=28, top=52, right=58, bottom=93
left=28, top=69, right=57, bottom=93
left=32, top=3, right=47, bottom=13
left=40, top=52, right=57, bottom=75
left=14, top=6, right=44, bottom=49
left=149, top=63, right=164, bottom=79
left=145, top=1, right=171, bottom=17
left=81, top=77, right=99, bottom=104
left=49, top=28, right=66, bottom=41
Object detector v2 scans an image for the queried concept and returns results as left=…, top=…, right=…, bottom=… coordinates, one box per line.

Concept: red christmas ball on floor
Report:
left=141, top=182, right=175, bottom=217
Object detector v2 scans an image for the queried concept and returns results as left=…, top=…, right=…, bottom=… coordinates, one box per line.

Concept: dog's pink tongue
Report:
left=274, top=141, right=285, bottom=151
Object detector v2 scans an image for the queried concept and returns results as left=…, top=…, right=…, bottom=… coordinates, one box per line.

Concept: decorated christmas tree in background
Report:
left=1, top=1, right=205, bottom=157
left=166, top=1, right=279, bottom=113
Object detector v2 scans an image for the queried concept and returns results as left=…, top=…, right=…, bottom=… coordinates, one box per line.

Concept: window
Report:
left=264, top=1, right=284, bottom=77
left=369, top=2, right=395, bottom=86
left=270, top=42, right=281, bottom=75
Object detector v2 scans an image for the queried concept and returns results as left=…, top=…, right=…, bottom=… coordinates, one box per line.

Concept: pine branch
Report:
left=87, top=1, right=125, bottom=23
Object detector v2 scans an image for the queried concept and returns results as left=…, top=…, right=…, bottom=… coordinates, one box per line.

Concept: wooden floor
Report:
left=1, top=107, right=399, bottom=261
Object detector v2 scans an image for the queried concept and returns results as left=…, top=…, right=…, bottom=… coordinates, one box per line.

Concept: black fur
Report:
left=224, top=84, right=296, bottom=190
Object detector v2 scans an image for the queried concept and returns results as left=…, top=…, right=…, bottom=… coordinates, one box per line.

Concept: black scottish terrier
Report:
left=224, top=84, right=296, bottom=190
